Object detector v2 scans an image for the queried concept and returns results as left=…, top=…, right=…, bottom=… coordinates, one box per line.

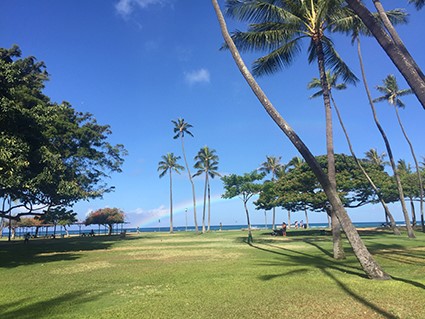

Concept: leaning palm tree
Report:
left=259, top=156, right=282, bottom=230
left=212, top=0, right=390, bottom=280
left=172, top=118, right=198, bottom=232
left=308, top=72, right=400, bottom=235
left=193, top=146, right=221, bottom=233
left=225, top=0, right=359, bottom=260
left=334, top=8, right=415, bottom=238
left=373, top=75, right=424, bottom=232
left=158, top=153, right=184, bottom=233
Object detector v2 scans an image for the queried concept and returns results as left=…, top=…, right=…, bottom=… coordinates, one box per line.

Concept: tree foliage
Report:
left=0, top=46, right=127, bottom=220
left=85, top=207, right=125, bottom=235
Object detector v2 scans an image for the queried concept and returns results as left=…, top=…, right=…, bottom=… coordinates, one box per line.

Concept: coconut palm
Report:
left=365, top=149, right=389, bottom=168
left=193, top=146, right=221, bottom=233
left=225, top=0, right=360, bottom=259
left=343, top=0, right=425, bottom=109
left=374, top=75, right=424, bottom=231
left=334, top=9, right=416, bottom=238
left=158, top=153, right=184, bottom=233
left=308, top=72, right=400, bottom=235
left=172, top=118, right=199, bottom=232
left=212, top=0, right=390, bottom=279
left=259, top=156, right=282, bottom=230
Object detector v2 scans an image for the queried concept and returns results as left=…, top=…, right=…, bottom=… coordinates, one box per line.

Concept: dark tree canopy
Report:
left=85, top=207, right=125, bottom=235
left=0, top=46, right=127, bottom=220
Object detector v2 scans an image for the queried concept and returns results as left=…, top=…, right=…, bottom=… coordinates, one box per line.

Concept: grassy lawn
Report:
left=0, top=228, right=424, bottom=319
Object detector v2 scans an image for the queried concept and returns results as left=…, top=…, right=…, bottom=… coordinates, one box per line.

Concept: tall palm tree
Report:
left=158, top=153, right=184, bottom=233
left=193, top=146, right=221, bottom=233
left=212, top=0, right=390, bottom=280
left=344, top=0, right=425, bottom=109
left=334, top=9, right=415, bottom=238
left=373, top=74, right=424, bottom=232
left=365, top=148, right=389, bottom=168
left=172, top=118, right=198, bottom=232
left=259, top=156, right=282, bottom=230
left=225, top=0, right=358, bottom=260
left=308, top=72, right=400, bottom=235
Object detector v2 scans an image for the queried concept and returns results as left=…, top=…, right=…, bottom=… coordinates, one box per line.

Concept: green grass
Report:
left=0, top=229, right=424, bottom=319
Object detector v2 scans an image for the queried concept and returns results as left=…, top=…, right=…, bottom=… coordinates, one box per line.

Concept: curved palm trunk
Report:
left=410, top=197, right=417, bottom=226
left=332, top=96, right=400, bottom=235
left=394, top=106, right=424, bottom=231
left=212, top=0, right=389, bottom=279
left=169, top=170, right=174, bottom=233
left=202, top=173, right=208, bottom=233
left=345, top=0, right=425, bottom=110
left=356, top=37, right=415, bottom=239
left=373, top=0, right=425, bottom=81
left=315, top=40, right=345, bottom=260
left=181, top=137, right=198, bottom=232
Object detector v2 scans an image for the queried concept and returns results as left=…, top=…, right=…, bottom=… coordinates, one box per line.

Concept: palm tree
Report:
left=373, top=74, right=424, bottom=232
left=365, top=148, right=388, bottom=168
left=259, top=156, right=282, bottom=230
left=172, top=118, right=198, bottom=232
left=308, top=72, right=400, bottom=235
left=344, top=0, right=425, bottom=109
left=212, top=0, right=390, bottom=279
left=158, top=153, right=184, bottom=233
left=193, top=146, right=221, bottom=233
left=335, top=9, right=415, bottom=238
left=225, top=0, right=359, bottom=260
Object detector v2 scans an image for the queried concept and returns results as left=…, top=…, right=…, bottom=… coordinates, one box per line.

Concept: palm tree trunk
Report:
left=332, top=96, right=400, bottom=235
left=394, top=106, right=424, bottom=231
left=212, top=0, right=390, bottom=279
left=315, top=40, right=345, bottom=260
left=207, top=180, right=211, bottom=232
left=356, top=37, right=415, bottom=239
left=410, top=197, right=417, bottom=226
left=202, top=173, right=208, bottom=233
left=169, top=170, right=173, bottom=233
left=304, top=206, right=309, bottom=229
left=372, top=0, right=425, bottom=81
left=181, top=137, right=198, bottom=232
left=287, top=210, right=291, bottom=229
left=345, top=0, right=425, bottom=110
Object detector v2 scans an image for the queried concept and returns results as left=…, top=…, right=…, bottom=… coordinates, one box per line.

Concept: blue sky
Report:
left=1, top=0, right=424, bottom=229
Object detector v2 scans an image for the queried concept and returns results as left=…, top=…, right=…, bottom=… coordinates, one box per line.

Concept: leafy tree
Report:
left=344, top=0, right=425, bottom=109
left=374, top=75, right=424, bottom=232
left=397, top=160, right=420, bottom=226
left=0, top=46, right=127, bottom=222
left=193, top=146, right=221, bottom=233
left=85, top=208, right=124, bottom=236
left=259, top=156, right=283, bottom=229
left=212, top=0, right=390, bottom=279
left=158, top=153, right=184, bottom=233
left=222, top=171, right=265, bottom=243
left=38, top=207, right=77, bottom=238
left=172, top=118, right=198, bottom=233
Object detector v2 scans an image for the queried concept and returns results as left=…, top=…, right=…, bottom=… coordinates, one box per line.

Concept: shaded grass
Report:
left=0, top=229, right=424, bottom=318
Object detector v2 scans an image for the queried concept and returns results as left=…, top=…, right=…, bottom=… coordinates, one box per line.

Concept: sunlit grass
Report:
left=0, top=229, right=424, bottom=318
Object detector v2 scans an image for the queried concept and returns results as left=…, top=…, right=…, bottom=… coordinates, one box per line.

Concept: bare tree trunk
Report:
left=394, top=106, right=423, bottom=231
left=332, top=96, right=400, bottom=235
left=356, top=37, right=415, bottom=238
left=345, top=0, right=425, bottom=110
left=304, top=207, right=309, bottom=229
left=169, top=170, right=173, bottom=233
left=202, top=174, right=208, bottom=233
left=315, top=39, right=344, bottom=259
left=207, top=181, right=211, bottom=232
left=243, top=200, right=252, bottom=244
left=180, top=137, right=198, bottom=232
left=287, top=210, right=291, bottom=229
left=410, top=198, right=416, bottom=227
left=211, top=0, right=390, bottom=279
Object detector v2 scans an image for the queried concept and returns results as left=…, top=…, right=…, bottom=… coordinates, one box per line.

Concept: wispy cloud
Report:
left=184, top=68, right=211, bottom=85
left=115, top=0, right=168, bottom=17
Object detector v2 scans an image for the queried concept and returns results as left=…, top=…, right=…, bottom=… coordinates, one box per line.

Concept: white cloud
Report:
left=115, top=0, right=168, bottom=16
left=184, top=68, right=211, bottom=85
left=131, top=205, right=167, bottom=217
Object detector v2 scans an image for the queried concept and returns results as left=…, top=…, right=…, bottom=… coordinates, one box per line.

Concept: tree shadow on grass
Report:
left=0, top=290, right=106, bottom=319
left=0, top=235, right=141, bottom=268
left=320, top=268, right=399, bottom=319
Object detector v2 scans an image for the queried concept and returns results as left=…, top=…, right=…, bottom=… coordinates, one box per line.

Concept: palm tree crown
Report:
left=193, top=146, right=221, bottom=179
left=158, top=153, right=184, bottom=177
left=259, top=156, right=282, bottom=180
left=373, top=75, right=413, bottom=108
left=172, top=118, right=194, bottom=139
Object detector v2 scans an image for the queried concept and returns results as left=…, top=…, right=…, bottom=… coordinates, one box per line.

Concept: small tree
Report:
left=85, top=208, right=125, bottom=236
left=39, top=207, right=77, bottom=238
left=222, top=171, right=265, bottom=243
